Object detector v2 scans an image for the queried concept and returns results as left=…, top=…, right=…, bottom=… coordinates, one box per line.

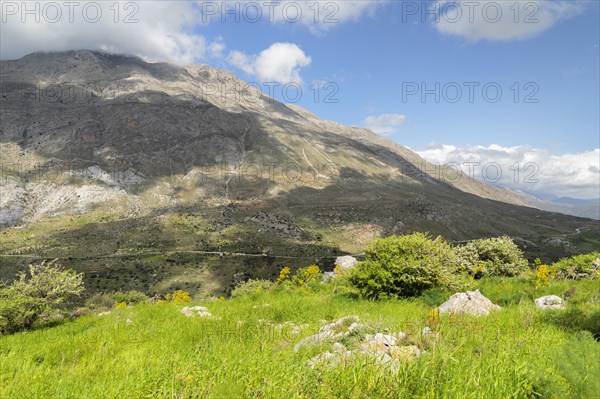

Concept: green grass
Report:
left=1, top=278, right=599, bottom=398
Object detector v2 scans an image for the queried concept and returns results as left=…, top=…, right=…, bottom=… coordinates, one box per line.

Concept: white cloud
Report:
left=433, top=0, right=584, bottom=42
left=208, top=36, right=226, bottom=58
left=416, top=144, right=600, bottom=199
left=0, top=1, right=385, bottom=63
left=364, top=114, right=407, bottom=135
left=227, top=43, right=312, bottom=85
left=0, top=1, right=220, bottom=64
left=228, top=50, right=255, bottom=74
left=214, top=0, right=387, bottom=34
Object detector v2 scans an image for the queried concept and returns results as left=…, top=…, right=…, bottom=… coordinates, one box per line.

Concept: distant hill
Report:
left=517, top=193, right=600, bottom=220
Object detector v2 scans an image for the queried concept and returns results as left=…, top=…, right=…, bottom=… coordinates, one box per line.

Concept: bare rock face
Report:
left=438, top=290, right=501, bottom=316
left=0, top=178, right=128, bottom=225
left=534, top=295, right=565, bottom=310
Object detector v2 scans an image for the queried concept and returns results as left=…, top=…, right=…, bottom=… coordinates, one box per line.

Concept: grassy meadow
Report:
left=1, top=277, right=599, bottom=399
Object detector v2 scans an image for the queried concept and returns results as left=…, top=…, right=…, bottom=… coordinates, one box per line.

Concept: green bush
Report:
left=11, top=260, right=85, bottom=306
left=290, top=264, right=322, bottom=288
left=347, top=233, right=461, bottom=299
left=0, top=288, right=44, bottom=334
left=85, top=293, right=115, bottom=310
left=552, top=252, right=600, bottom=280
left=110, top=290, right=148, bottom=305
left=230, top=279, right=274, bottom=299
left=454, top=236, right=528, bottom=277
left=0, top=260, right=84, bottom=334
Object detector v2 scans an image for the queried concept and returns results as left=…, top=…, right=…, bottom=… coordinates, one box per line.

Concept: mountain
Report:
left=1, top=50, right=598, bottom=295
left=517, top=192, right=600, bottom=220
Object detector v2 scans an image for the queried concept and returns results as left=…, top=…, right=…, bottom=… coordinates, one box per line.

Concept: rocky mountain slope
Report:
left=1, top=50, right=598, bottom=294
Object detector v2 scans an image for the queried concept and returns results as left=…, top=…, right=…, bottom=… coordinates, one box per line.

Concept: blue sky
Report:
left=1, top=0, right=599, bottom=198
left=198, top=1, right=600, bottom=153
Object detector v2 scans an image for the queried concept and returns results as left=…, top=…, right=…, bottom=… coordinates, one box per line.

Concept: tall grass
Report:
left=1, top=280, right=598, bottom=398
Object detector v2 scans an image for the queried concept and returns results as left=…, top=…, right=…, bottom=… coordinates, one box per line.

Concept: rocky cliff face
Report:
left=0, top=50, right=531, bottom=224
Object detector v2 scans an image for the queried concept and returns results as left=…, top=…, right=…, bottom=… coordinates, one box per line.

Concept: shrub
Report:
left=276, top=266, right=291, bottom=284
left=0, top=260, right=84, bottom=334
left=552, top=252, right=600, bottom=280
left=85, top=293, right=115, bottom=310
left=291, top=264, right=322, bottom=287
left=454, top=236, right=528, bottom=277
left=530, top=258, right=558, bottom=288
left=347, top=233, right=461, bottom=299
left=164, top=290, right=192, bottom=305
left=0, top=288, right=44, bottom=334
left=110, top=290, right=148, bottom=305
left=230, top=279, right=274, bottom=299
left=11, top=260, right=84, bottom=306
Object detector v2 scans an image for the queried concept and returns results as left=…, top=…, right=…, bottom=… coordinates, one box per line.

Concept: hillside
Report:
left=1, top=50, right=598, bottom=296
left=519, top=193, right=600, bottom=220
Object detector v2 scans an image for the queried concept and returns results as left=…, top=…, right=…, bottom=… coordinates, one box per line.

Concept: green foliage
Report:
left=347, top=233, right=461, bottom=299
left=472, top=276, right=600, bottom=307
left=230, top=279, right=274, bottom=299
left=1, top=277, right=599, bottom=398
left=11, top=260, right=85, bottom=307
left=533, top=331, right=600, bottom=399
left=0, top=288, right=44, bottom=334
left=541, top=307, right=600, bottom=340
left=109, top=290, right=148, bottom=305
left=85, top=294, right=115, bottom=310
left=0, top=260, right=84, bottom=334
left=85, top=291, right=148, bottom=310
left=290, top=264, right=322, bottom=288
left=454, top=236, right=528, bottom=277
left=552, top=252, right=600, bottom=280
left=276, top=266, right=291, bottom=284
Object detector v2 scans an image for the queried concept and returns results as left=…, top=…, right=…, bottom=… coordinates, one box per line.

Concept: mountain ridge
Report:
left=1, top=50, right=529, bottom=206
left=1, top=50, right=598, bottom=295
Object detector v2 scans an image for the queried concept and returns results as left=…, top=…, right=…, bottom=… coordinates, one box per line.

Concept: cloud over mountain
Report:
left=417, top=144, right=600, bottom=199
left=228, top=43, right=312, bottom=85
left=363, top=114, right=407, bottom=135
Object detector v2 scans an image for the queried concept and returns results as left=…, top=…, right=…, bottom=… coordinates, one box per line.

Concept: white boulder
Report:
left=535, top=295, right=565, bottom=310
left=322, top=256, right=359, bottom=283
left=438, top=290, right=501, bottom=316
left=181, top=306, right=213, bottom=318
left=335, top=256, right=358, bottom=272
